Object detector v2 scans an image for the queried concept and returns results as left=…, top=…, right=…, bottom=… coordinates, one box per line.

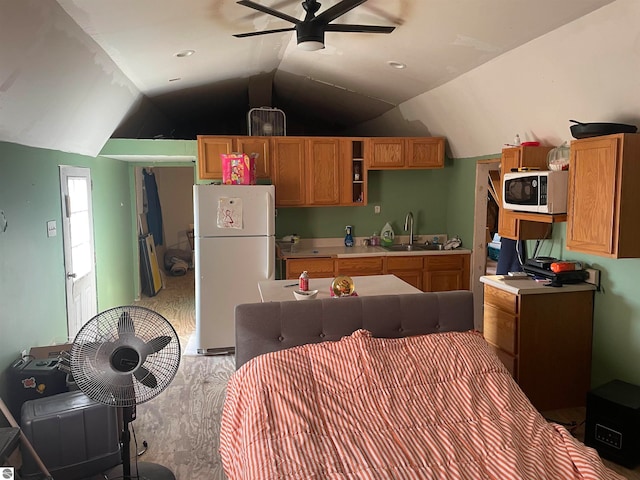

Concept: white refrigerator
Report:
left=193, top=184, right=275, bottom=354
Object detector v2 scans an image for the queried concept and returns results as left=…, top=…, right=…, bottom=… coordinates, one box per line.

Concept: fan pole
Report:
left=121, top=405, right=135, bottom=479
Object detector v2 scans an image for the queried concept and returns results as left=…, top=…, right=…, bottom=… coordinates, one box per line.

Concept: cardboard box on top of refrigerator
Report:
left=221, top=153, right=257, bottom=185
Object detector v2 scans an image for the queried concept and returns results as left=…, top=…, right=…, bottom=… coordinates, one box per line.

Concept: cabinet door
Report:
left=286, top=258, right=335, bottom=279
left=385, top=256, right=423, bottom=290
left=335, top=257, right=384, bottom=276
left=272, top=138, right=306, bottom=206
left=566, top=136, right=619, bottom=256
left=235, top=137, right=270, bottom=178
left=367, top=138, right=405, bottom=169
left=407, top=137, right=445, bottom=168
left=307, top=138, right=340, bottom=205
left=197, top=136, right=233, bottom=179
left=423, top=255, right=469, bottom=292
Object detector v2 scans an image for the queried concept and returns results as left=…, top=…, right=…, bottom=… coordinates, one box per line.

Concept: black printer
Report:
left=522, top=257, right=589, bottom=287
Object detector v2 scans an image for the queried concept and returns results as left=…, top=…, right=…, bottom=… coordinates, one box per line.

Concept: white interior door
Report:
left=60, top=166, right=97, bottom=340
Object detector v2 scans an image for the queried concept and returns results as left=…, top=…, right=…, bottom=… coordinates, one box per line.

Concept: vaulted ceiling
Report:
left=0, top=0, right=628, bottom=157
left=57, top=0, right=615, bottom=135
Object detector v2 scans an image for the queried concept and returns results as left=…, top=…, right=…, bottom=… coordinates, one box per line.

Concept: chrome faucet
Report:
left=404, top=211, right=414, bottom=246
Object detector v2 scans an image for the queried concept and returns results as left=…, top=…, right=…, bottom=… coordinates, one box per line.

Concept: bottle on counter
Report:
left=299, top=271, right=309, bottom=291
left=380, top=222, right=395, bottom=247
left=371, top=232, right=379, bottom=246
left=344, top=225, right=354, bottom=247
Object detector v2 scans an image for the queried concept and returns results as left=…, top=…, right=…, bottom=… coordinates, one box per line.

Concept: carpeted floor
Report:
left=130, top=270, right=233, bottom=480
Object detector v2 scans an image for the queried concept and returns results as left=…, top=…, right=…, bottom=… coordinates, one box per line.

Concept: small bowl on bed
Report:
left=293, top=289, right=318, bottom=301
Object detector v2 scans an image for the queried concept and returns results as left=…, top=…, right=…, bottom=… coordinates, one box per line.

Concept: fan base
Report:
left=105, top=461, right=176, bottom=480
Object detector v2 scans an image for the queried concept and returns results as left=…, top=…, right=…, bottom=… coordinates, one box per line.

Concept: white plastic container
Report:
left=380, top=222, right=395, bottom=246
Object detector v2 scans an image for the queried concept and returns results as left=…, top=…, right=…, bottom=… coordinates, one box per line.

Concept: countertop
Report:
left=480, top=274, right=597, bottom=295
left=277, top=241, right=471, bottom=259
left=258, top=274, right=422, bottom=302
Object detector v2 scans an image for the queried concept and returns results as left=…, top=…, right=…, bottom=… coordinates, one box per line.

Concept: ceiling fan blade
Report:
left=134, top=366, right=158, bottom=389
left=117, top=311, right=135, bottom=337
left=145, top=335, right=172, bottom=355
left=325, top=24, right=395, bottom=34
left=315, top=0, right=368, bottom=24
left=236, top=0, right=300, bottom=24
left=233, top=27, right=296, bottom=38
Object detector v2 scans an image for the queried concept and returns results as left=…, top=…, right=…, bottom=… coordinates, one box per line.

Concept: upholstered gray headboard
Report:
left=234, top=291, right=474, bottom=369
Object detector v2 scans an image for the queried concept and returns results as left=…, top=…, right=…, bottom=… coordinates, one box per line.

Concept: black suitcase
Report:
left=20, top=391, right=121, bottom=480
left=5, top=357, right=68, bottom=422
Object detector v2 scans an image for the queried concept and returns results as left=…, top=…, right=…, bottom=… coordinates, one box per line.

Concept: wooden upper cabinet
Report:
left=407, top=137, right=445, bottom=168
left=235, top=137, right=270, bottom=178
left=196, top=135, right=270, bottom=180
left=271, top=137, right=306, bottom=206
left=367, top=137, right=445, bottom=169
left=306, top=138, right=340, bottom=205
left=567, top=133, right=640, bottom=258
left=197, top=136, right=233, bottom=179
left=498, top=146, right=553, bottom=241
left=368, top=138, right=405, bottom=168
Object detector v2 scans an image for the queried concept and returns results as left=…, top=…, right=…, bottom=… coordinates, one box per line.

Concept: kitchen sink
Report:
left=382, top=243, right=444, bottom=252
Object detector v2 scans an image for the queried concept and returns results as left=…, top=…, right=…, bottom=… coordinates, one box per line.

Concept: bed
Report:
left=220, top=291, right=622, bottom=479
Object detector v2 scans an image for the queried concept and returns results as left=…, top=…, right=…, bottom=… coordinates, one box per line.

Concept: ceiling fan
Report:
left=234, top=0, right=395, bottom=51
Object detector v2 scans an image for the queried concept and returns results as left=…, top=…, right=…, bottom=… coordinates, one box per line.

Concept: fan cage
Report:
left=70, top=305, right=181, bottom=407
left=248, top=107, right=286, bottom=136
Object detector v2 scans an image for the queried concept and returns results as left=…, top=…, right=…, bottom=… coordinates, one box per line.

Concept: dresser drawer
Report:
left=483, top=304, right=517, bottom=355
left=489, top=344, right=517, bottom=379
left=484, top=285, right=518, bottom=314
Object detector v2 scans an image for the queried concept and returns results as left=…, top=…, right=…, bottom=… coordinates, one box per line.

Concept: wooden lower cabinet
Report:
left=423, top=254, right=470, bottom=292
left=482, top=284, right=594, bottom=411
left=284, top=253, right=471, bottom=293
left=384, top=256, right=423, bottom=290
left=285, top=257, right=334, bottom=280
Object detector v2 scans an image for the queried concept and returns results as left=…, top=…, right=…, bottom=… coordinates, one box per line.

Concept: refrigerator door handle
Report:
left=266, top=190, right=275, bottom=236
left=266, top=236, right=275, bottom=280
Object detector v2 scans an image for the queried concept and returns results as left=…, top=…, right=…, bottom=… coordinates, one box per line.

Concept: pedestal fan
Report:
left=70, top=306, right=181, bottom=480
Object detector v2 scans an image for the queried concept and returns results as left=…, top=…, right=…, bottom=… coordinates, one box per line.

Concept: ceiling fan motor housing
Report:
left=296, top=22, right=325, bottom=44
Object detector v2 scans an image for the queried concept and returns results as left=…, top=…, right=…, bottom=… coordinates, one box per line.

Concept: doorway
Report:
left=59, top=166, right=97, bottom=339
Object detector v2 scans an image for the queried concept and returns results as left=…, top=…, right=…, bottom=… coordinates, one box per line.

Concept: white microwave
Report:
left=503, top=170, right=569, bottom=214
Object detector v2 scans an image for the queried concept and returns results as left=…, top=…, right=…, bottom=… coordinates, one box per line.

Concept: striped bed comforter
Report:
left=220, top=330, right=622, bottom=479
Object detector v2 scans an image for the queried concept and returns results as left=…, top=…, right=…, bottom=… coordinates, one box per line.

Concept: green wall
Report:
left=0, top=141, right=136, bottom=401
left=530, top=223, right=640, bottom=388
left=276, top=168, right=452, bottom=241
left=2, top=137, right=640, bottom=404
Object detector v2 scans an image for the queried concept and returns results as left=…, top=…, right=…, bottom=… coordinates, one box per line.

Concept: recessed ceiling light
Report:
left=387, top=61, right=406, bottom=69
left=175, top=49, right=195, bottom=58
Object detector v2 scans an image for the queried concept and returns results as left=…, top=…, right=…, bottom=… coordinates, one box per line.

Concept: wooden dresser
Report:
left=480, top=275, right=596, bottom=411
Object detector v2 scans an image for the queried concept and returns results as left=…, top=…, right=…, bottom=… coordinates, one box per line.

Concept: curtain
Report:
left=143, top=168, right=164, bottom=246
left=496, top=238, right=525, bottom=275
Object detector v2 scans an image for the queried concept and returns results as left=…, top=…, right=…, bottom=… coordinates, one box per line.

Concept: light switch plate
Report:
left=47, top=220, right=57, bottom=237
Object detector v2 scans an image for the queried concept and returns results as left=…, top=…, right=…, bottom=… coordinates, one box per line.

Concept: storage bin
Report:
left=20, top=391, right=121, bottom=480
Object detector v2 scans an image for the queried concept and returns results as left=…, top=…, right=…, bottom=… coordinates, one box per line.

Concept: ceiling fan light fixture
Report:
left=298, top=40, right=324, bottom=51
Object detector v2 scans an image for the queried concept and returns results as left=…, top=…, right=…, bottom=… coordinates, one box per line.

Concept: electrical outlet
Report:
left=585, top=268, right=601, bottom=290
left=374, top=205, right=381, bottom=214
